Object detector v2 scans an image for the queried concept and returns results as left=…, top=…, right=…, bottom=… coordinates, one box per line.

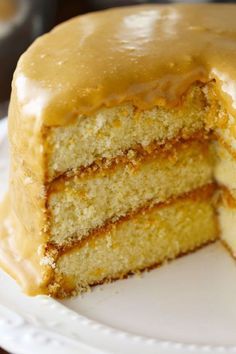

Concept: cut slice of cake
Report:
left=1, top=4, right=236, bottom=297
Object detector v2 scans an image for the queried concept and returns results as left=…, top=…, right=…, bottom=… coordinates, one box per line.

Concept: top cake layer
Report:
left=12, top=4, right=236, bottom=126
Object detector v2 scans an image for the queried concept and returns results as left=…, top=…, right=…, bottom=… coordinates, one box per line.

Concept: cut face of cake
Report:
left=1, top=4, right=236, bottom=297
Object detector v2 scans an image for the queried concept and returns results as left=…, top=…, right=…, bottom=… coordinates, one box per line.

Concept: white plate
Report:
left=1, top=117, right=236, bottom=354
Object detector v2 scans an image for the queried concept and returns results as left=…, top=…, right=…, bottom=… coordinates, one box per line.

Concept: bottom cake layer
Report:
left=50, top=186, right=218, bottom=298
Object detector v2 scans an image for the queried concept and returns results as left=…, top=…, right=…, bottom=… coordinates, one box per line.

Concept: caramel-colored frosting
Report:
left=14, top=3, right=236, bottom=125
left=1, top=3, right=236, bottom=295
left=0, top=195, right=48, bottom=295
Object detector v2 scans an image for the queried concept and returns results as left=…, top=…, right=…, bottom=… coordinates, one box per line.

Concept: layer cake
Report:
left=1, top=4, right=236, bottom=297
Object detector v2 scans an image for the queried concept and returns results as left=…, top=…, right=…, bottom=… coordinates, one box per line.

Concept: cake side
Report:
left=0, top=77, right=51, bottom=295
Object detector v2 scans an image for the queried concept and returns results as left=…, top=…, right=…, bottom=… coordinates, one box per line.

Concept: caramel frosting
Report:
left=13, top=3, right=236, bottom=125
left=2, top=3, right=236, bottom=295
left=0, top=195, right=49, bottom=295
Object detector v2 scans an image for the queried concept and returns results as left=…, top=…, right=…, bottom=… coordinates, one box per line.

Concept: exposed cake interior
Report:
left=48, top=139, right=213, bottom=245
left=42, top=82, right=236, bottom=297
left=53, top=186, right=217, bottom=297
left=46, top=85, right=206, bottom=180
left=4, top=80, right=236, bottom=298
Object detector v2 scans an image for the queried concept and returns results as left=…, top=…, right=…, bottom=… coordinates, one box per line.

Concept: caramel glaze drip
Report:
left=1, top=4, right=236, bottom=295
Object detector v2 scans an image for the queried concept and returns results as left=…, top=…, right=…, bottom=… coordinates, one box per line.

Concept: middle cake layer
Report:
left=48, top=139, right=213, bottom=245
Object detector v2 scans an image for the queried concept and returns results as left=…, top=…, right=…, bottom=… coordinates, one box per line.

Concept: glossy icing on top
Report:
left=14, top=4, right=236, bottom=126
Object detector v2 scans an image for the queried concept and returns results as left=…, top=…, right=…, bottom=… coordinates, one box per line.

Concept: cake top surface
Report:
left=12, top=4, right=236, bottom=125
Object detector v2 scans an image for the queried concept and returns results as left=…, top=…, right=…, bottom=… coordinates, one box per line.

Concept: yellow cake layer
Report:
left=51, top=187, right=218, bottom=297
left=48, top=140, right=213, bottom=245
left=46, top=85, right=207, bottom=180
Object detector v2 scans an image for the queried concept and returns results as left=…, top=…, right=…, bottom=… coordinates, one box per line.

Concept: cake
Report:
left=1, top=3, right=236, bottom=297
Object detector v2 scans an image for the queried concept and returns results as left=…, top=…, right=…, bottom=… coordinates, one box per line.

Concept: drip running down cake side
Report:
left=1, top=3, right=236, bottom=297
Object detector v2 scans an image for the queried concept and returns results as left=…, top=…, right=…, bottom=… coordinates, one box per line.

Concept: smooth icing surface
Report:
left=14, top=4, right=236, bottom=125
